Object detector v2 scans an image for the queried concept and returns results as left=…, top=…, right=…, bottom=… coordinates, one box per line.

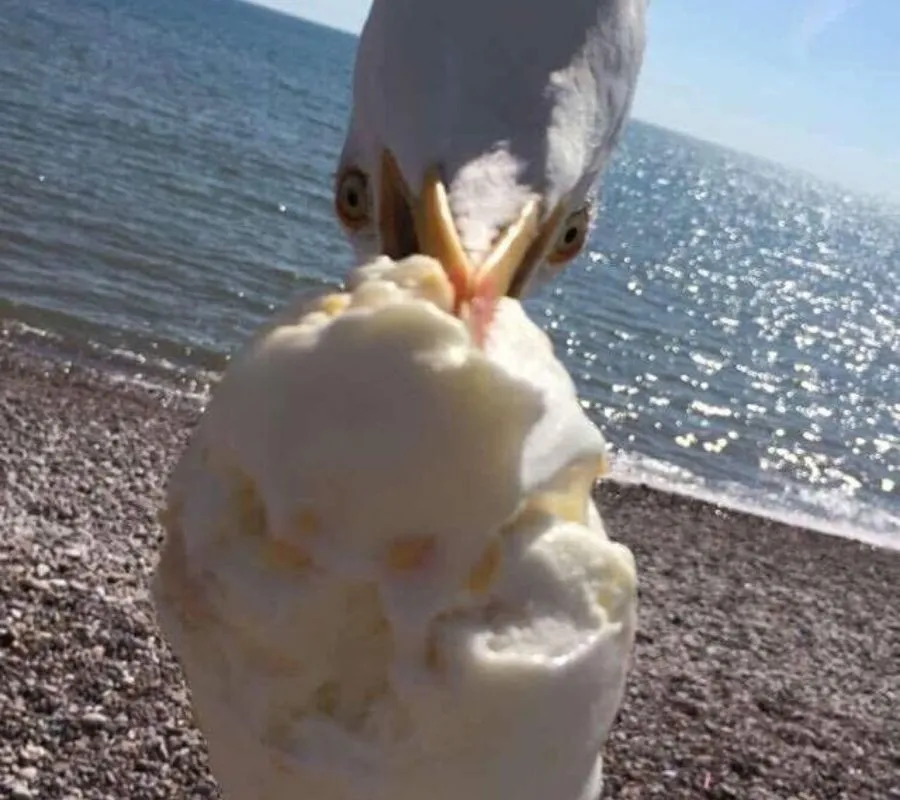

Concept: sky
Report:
left=250, top=0, right=900, bottom=201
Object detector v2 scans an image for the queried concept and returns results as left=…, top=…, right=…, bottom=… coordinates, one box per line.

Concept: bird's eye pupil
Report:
left=547, top=207, right=590, bottom=266
left=335, top=168, right=370, bottom=230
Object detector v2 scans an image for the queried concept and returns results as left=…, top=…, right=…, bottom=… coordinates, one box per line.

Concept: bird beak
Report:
left=379, top=150, right=559, bottom=316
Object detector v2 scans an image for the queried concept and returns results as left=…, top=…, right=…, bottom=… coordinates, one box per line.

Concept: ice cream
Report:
left=152, top=255, right=637, bottom=800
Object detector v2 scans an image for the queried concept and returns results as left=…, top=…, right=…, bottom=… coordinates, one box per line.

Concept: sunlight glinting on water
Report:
left=1, top=0, right=898, bottom=543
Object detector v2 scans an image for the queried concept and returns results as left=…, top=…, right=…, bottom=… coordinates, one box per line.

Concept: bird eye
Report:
left=548, top=207, right=590, bottom=265
left=334, top=167, right=370, bottom=230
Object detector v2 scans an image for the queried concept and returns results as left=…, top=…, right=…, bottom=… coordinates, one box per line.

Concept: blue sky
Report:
left=250, top=0, right=900, bottom=201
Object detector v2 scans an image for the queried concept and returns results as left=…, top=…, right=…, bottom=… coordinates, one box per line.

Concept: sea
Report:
left=2, top=0, right=899, bottom=549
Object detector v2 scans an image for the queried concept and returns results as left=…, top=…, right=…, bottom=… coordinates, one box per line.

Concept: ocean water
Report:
left=1, top=0, right=898, bottom=548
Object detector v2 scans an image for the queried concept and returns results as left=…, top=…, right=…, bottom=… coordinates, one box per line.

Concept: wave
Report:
left=610, top=449, right=900, bottom=552
left=1, top=315, right=221, bottom=403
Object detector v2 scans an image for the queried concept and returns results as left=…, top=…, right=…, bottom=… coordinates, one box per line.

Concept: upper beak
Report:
left=379, top=150, right=559, bottom=314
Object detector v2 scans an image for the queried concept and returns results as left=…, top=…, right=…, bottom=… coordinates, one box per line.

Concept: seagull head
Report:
left=335, top=0, right=647, bottom=311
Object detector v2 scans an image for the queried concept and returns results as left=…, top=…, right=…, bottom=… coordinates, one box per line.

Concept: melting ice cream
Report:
left=152, top=255, right=637, bottom=800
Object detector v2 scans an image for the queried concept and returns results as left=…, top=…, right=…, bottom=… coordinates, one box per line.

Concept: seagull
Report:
left=334, top=0, right=648, bottom=308
left=151, top=7, right=649, bottom=799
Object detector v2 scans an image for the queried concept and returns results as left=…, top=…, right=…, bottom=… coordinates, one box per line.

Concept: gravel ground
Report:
left=1, top=338, right=898, bottom=799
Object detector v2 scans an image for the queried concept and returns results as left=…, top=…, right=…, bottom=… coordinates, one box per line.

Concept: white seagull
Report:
left=334, top=0, right=648, bottom=305
left=151, top=5, right=650, bottom=800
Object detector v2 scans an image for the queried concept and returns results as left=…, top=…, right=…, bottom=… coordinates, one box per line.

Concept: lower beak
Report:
left=379, top=150, right=554, bottom=314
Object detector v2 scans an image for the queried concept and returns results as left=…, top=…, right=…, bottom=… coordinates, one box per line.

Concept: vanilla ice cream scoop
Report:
left=152, top=255, right=637, bottom=800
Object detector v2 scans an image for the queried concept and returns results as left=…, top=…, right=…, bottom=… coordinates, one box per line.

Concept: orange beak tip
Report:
left=449, top=270, right=471, bottom=315
left=467, top=283, right=502, bottom=349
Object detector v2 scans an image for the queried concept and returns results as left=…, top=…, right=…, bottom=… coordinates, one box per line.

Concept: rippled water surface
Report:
left=1, top=0, right=898, bottom=545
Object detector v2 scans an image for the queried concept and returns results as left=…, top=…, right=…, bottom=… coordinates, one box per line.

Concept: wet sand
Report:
left=1, top=337, right=897, bottom=799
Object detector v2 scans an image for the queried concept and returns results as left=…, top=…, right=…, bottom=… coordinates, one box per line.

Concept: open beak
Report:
left=378, top=150, right=561, bottom=315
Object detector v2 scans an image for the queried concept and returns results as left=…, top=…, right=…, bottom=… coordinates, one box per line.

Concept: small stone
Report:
left=80, top=711, right=110, bottom=731
left=20, top=744, right=48, bottom=762
left=8, top=783, right=33, bottom=799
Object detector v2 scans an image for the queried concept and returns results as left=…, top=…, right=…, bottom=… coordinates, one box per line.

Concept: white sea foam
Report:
left=609, top=449, right=900, bottom=552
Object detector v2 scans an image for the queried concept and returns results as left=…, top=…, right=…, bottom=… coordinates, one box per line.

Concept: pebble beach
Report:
left=2, top=333, right=897, bottom=800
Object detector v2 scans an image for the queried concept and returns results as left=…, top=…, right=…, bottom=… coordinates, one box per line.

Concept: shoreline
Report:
left=4, top=318, right=897, bottom=553
left=2, top=336, right=898, bottom=797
